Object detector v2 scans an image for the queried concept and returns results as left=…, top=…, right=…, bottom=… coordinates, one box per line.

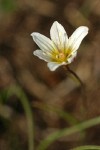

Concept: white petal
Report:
left=68, top=26, right=89, bottom=51
left=67, top=51, right=77, bottom=64
left=31, top=32, right=56, bottom=53
left=33, top=50, right=51, bottom=62
left=47, top=62, right=66, bottom=71
left=50, top=21, right=68, bottom=50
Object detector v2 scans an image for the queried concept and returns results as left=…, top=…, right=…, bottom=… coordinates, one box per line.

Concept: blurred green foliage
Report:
left=0, top=85, right=34, bottom=150
left=0, top=0, right=16, bottom=12
left=0, top=89, right=8, bottom=103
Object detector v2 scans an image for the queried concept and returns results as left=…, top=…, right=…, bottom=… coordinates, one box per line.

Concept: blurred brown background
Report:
left=0, top=0, right=100, bottom=150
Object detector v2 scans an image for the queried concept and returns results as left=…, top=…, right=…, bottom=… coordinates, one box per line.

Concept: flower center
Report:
left=56, top=52, right=66, bottom=62
left=51, top=48, right=72, bottom=63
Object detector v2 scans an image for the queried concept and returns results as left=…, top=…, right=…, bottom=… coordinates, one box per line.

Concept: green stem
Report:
left=65, top=66, right=87, bottom=115
left=19, top=89, right=34, bottom=150
left=66, top=66, right=84, bottom=87
left=37, top=116, right=100, bottom=150
left=7, top=85, right=34, bottom=150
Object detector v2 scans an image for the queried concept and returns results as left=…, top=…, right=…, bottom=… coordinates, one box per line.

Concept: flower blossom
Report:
left=31, top=21, right=89, bottom=71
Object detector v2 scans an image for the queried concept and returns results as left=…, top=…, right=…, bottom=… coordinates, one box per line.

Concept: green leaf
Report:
left=72, top=145, right=100, bottom=150
left=37, top=116, right=100, bottom=150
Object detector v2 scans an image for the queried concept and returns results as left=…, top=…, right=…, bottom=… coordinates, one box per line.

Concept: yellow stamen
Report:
left=51, top=48, right=72, bottom=63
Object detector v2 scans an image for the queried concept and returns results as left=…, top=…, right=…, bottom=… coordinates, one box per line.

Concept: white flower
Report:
left=31, top=21, right=89, bottom=71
